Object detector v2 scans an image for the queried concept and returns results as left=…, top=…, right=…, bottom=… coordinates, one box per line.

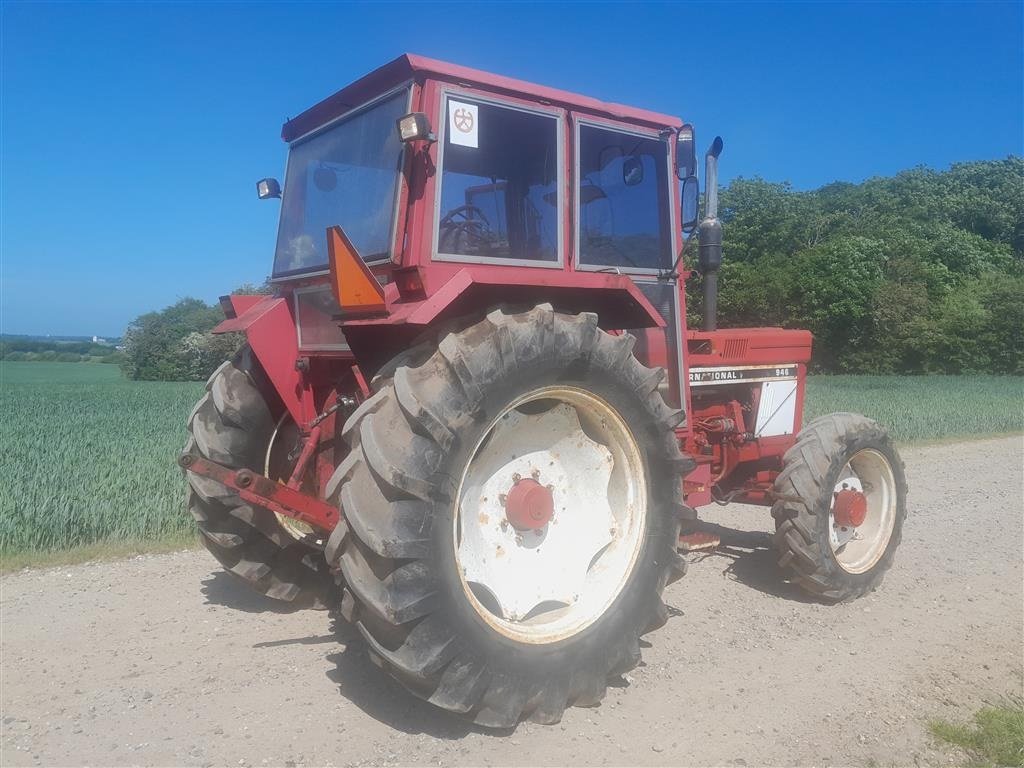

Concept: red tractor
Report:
left=181, top=55, right=908, bottom=727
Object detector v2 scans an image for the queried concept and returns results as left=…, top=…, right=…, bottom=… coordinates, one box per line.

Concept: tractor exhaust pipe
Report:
left=698, top=137, right=724, bottom=331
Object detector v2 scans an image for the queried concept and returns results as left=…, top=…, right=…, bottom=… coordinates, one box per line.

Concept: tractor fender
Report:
left=342, top=268, right=667, bottom=331
left=212, top=295, right=306, bottom=426
left=337, top=269, right=668, bottom=380
left=212, top=294, right=281, bottom=334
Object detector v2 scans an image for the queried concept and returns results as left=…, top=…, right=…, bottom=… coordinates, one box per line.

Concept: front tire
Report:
left=325, top=305, right=690, bottom=727
left=772, top=412, right=908, bottom=602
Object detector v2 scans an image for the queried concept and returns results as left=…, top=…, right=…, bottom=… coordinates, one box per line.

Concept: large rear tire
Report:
left=184, top=345, right=334, bottom=608
left=772, top=412, right=907, bottom=602
left=325, top=305, right=691, bottom=727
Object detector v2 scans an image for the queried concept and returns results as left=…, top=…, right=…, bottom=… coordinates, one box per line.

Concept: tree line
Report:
left=113, top=158, right=1021, bottom=381
left=1, top=338, right=125, bottom=364
left=692, top=156, right=1022, bottom=373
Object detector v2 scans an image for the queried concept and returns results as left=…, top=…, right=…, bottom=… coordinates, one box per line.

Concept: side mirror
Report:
left=676, top=125, right=696, bottom=179
left=623, top=156, right=644, bottom=186
left=256, top=178, right=281, bottom=200
left=681, top=175, right=699, bottom=234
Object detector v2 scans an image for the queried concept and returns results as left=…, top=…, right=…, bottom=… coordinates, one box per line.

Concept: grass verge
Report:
left=0, top=532, right=198, bottom=574
left=928, top=698, right=1024, bottom=767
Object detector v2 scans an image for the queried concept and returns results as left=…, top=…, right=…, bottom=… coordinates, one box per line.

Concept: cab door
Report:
left=571, top=115, right=684, bottom=407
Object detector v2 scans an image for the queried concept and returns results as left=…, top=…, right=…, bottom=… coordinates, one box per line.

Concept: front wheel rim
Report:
left=454, top=386, right=647, bottom=645
left=829, top=448, right=897, bottom=574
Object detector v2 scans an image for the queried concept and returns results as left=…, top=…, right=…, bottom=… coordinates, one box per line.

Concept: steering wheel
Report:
left=439, top=204, right=492, bottom=252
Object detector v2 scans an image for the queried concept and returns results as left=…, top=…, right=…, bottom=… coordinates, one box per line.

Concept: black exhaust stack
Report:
left=698, top=137, right=724, bottom=331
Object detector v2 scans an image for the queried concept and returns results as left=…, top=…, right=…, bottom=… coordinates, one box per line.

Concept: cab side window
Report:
left=577, top=125, right=672, bottom=271
left=436, top=98, right=560, bottom=263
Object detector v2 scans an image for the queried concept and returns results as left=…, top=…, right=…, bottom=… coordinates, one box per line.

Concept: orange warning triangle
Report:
left=326, top=226, right=386, bottom=315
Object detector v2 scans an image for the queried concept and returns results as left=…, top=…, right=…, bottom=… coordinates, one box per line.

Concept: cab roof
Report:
left=281, top=53, right=684, bottom=142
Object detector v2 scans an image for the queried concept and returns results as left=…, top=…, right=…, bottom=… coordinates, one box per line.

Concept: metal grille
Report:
left=723, top=338, right=748, bottom=359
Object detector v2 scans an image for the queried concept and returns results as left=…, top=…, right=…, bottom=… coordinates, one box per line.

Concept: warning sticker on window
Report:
left=448, top=100, right=478, bottom=148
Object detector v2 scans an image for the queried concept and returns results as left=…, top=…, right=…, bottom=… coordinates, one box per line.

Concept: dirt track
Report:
left=2, top=436, right=1022, bottom=767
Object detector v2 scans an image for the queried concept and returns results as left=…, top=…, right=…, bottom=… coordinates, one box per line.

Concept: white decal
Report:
left=755, top=379, right=798, bottom=437
left=448, top=100, right=478, bottom=148
left=688, top=364, right=798, bottom=386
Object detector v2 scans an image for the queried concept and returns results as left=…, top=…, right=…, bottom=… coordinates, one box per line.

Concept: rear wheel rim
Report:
left=265, top=413, right=320, bottom=544
left=829, top=448, right=897, bottom=574
left=454, top=386, right=647, bottom=645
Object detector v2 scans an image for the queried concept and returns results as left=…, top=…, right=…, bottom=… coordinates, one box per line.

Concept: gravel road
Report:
left=2, top=436, right=1022, bottom=767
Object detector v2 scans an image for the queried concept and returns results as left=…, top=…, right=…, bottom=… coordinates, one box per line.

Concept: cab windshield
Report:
left=273, top=89, right=408, bottom=277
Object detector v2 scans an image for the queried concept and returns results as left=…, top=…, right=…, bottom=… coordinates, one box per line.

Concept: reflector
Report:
left=326, top=226, right=386, bottom=316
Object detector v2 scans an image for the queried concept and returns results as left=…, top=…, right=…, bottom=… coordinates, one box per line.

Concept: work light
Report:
left=396, top=112, right=435, bottom=143
left=256, top=178, right=282, bottom=200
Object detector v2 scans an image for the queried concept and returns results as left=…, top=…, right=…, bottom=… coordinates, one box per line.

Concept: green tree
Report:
left=120, top=283, right=272, bottom=381
left=121, top=298, right=234, bottom=381
left=703, top=156, right=1023, bottom=373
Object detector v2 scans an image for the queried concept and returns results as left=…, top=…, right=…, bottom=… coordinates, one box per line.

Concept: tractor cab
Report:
left=251, top=54, right=694, bottom=409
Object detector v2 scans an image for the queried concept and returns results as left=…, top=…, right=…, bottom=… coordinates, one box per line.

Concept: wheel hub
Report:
left=827, top=449, right=897, bottom=572
left=504, top=476, right=554, bottom=530
left=832, top=487, right=868, bottom=527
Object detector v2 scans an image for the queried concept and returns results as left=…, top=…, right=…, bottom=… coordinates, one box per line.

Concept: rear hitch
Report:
left=179, top=453, right=340, bottom=533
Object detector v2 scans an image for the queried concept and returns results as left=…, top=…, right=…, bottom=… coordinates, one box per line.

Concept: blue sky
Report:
left=2, top=1, right=1021, bottom=337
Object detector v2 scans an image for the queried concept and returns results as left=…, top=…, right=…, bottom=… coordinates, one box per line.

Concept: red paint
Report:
left=833, top=488, right=868, bottom=528
left=505, top=479, right=555, bottom=531
left=181, top=454, right=337, bottom=533
left=213, top=295, right=283, bottom=335
left=686, top=327, right=813, bottom=366
left=286, top=424, right=321, bottom=490
left=340, top=267, right=665, bottom=331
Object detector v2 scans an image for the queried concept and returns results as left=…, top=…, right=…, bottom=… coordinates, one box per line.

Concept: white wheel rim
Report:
left=829, top=448, right=897, bottom=574
left=454, top=386, right=647, bottom=644
left=265, top=413, right=319, bottom=544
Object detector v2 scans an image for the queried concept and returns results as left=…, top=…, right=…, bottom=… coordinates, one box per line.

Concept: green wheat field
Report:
left=1, top=361, right=1021, bottom=562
